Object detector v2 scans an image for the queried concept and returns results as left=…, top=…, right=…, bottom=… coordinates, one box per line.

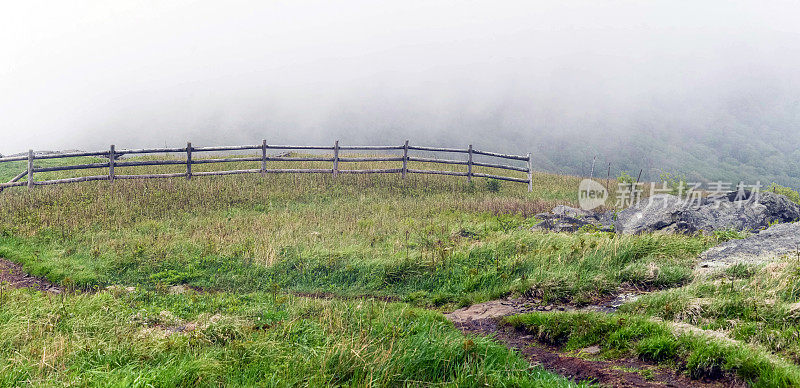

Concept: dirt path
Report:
left=454, top=317, right=741, bottom=388
left=444, top=292, right=747, bottom=387
left=0, top=257, right=63, bottom=293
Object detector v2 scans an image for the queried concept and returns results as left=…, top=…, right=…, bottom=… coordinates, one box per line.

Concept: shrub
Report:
left=486, top=179, right=501, bottom=193
left=767, top=183, right=800, bottom=205
left=659, top=172, right=688, bottom=196
left=617, top=171, right=635, bottom=185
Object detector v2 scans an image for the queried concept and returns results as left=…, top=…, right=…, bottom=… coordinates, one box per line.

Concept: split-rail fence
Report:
left=0, top=140, right=533, bottom=192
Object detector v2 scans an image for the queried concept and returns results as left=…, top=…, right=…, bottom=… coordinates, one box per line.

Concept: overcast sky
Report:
left=2, top=1, right=799, bottom=154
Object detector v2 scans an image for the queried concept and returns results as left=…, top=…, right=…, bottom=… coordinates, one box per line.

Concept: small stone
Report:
left=581, top=345, right=601, bottom=355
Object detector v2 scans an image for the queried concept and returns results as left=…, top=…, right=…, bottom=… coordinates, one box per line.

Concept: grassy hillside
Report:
left=1, top=154, right=798, bottom=386
left=0, top=156, right=695, bottom=306
left=0, top=156, right=586, bottom=386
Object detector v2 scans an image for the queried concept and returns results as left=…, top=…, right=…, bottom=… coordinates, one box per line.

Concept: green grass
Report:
left=0, top=156, right=103, bottom=182
left=3, top=153, right=788, bottom=386
left=0, top=157, right=710, bottom=306
left=0, top=155, right=599, bottom=386
left=505, top=312, right=800, bottom=387
left=501, top=247, right=800, bottom=387
left=0, top=287, right=581, bottom=387
left=618, top=256, right=800, bottom=362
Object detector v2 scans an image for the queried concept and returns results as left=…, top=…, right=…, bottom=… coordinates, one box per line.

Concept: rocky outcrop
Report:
left=532, top=205, right=613, bottom=233
left=532, top=192, right=800, bottom=236
left=613, top=192, right=800, bottom=235
left=698, top=222, right=800, bottom=272
left=754, top=191, right=800, bottom=223
left=551, top=205, right=592, bottom=218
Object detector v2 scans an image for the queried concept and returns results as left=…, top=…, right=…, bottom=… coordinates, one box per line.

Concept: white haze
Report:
left=2, top=1, right=799, bottom=183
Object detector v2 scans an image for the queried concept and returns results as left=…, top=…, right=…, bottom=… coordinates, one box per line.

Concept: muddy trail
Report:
left=0, top=257, right=63, bottom=293
left=1, top=257, right=742, bottom=387
left=445, top=292, right=746, bottom=388
left=455, top=317, right=740, bottom=388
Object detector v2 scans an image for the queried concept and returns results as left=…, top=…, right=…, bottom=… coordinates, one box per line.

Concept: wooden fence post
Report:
left=27, top=149, right=34, bottom=189
left=467, top=144, right=473, bottom=184
left=109, top=145, right=116, bottom=182
left=527, top=152, right=532, bottom=192
left=186, top=142, right=192, bottom=180
left=261, top=139, right=267, bottom=176
left=402, top=140, right=409, bottom=179
left=333, top=140, right=339, bottom=177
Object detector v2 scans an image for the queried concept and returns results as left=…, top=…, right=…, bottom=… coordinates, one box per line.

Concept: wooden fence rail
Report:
left=0, top=140, right=533, bottom=192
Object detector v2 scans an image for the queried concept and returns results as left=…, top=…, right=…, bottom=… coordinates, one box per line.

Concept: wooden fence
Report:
left=0, top=140, right=533, bottom=192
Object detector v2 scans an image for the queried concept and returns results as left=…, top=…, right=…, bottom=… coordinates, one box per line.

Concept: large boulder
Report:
left=669, top=197, right=769, bottom=234
left=698, top=222, right=800, bottom=272
left=613, top=191, right=800, bottom=235
left=755, top=191, right=800, bottom=222
left=612, top=194, right=687, bottom=234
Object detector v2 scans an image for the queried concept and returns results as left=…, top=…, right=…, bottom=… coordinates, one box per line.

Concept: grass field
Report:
left=2, top=287, right=587, bottom=387
left=1, top=153, right=798, bottom=386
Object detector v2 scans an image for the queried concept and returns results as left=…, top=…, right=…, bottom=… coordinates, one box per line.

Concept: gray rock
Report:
left=612, top=194, right=686, bottom=234
left=581, top=345, right=602, bottom=355
left=672, top=200, right=769, bottom=234
left=758, top=191, right=800, bottom=223
left=613, top=192, right=800, bottom=235
left=532, top=206, right=613, bottom=233
left=551, top=205, right=593, bottom=218
left=698, top=222, right=800, bottom=271
left=532, top=214, right=594, bottom=233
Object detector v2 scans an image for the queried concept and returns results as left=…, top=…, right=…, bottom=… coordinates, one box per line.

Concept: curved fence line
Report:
left=0, top=140, right=533, bottom=192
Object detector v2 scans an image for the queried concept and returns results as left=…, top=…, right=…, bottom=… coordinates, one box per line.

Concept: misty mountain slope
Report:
left=494, top=100, right=800, bottom=189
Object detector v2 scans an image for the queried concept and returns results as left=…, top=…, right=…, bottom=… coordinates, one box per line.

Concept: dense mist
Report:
left=3, top=1, right=800, bottom=187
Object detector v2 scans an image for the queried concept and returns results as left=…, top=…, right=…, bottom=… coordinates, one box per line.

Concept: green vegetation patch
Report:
left=0, top=288, right=580, bottom=387
left=504, top=311, right=800, bottom=387
left=0, top=226, right=711, bottom=308
left=620, top=258, right=800, bottom=363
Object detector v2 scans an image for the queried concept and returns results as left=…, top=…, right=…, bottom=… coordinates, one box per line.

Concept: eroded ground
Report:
left=0, top=257, right=62, bottom=293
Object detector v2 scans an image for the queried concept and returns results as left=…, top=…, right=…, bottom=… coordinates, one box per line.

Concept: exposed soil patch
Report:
left=0, top=257, right=64, bottom=293
left=446, top=291, right=642, bottom=324
left=455, top=317, right=742, bottom=388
